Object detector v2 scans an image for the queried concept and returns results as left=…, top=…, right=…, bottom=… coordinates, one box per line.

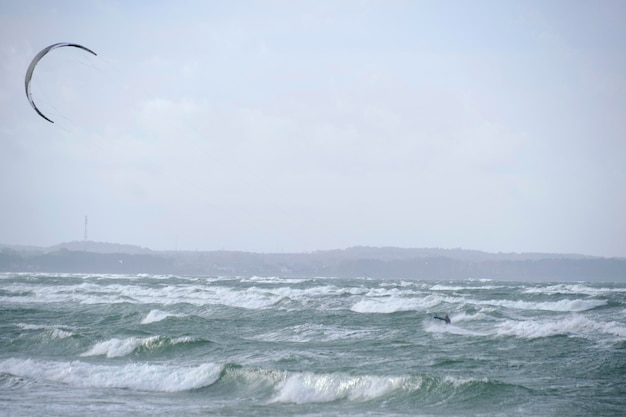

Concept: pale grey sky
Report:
left=1, top=1, right=625, bottom=257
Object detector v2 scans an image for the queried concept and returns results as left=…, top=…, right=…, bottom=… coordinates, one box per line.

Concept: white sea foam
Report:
left=423, top=321, right=489, bottom=337
left=17, top=323, right=74, bottom=339
left=81, top=335, right=193, bottom=358
left=351, top=294, right=448, bottom=313
left=0, top=277, right=434, bottom=312
left=270, top=371, right=411, bottom=404
left=252, top=324, right=378, bottom=343
left=50, top=328, right=74, bottom=339
left=141, top=309, right=185, bottom=324
left=476, top=298, right=607, bottom=312
left=495, top=315, right=626, bottom=340
left=522, top=283, right=626, bottom=296
left=430, top=284, right=504, bottom=291
left=81, top=336, right=158, bottom=358
left=0, top=358, right=222, bottom=392
left=241, top=276, right=309, bottom=284
left=443, top=375, right=489, bottom=387
left=1, top=282, right=287, bottom=309
left=0, top=278, right=612, bottom=317
left=449, top=311, right=490, bottom=322
left=363, top=286, right=423, bottom=298
left=380, top=280, right=419, bottom=288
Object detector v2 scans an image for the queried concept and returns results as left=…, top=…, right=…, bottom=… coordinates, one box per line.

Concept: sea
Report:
left=1, top=272, right=624, bottom=416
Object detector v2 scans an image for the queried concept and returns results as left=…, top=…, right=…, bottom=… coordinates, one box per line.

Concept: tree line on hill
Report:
left=1, top=242, right=625, bottom=281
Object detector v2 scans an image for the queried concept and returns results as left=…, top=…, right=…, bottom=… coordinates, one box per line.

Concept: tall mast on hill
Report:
left=84, top=216, right=88, bottom=251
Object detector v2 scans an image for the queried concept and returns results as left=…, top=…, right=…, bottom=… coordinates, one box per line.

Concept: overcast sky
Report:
left=1, top=1, right=625, bottom=257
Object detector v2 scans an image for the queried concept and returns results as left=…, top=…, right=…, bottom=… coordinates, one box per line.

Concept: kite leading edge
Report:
left=25, top=42, right=97, bottom=123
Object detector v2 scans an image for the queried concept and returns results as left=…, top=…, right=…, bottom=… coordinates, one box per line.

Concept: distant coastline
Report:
left=1, top=241, right=625, bottom=281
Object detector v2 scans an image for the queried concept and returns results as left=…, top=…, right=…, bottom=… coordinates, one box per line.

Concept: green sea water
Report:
left=1, top=273, right=624, bottom=416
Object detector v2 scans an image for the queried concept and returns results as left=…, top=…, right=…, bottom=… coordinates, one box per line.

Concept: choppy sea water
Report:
left=1, top=273, right=624, bottom=416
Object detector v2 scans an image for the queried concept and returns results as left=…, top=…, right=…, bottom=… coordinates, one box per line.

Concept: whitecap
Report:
left=443, top=375, right=489, bottom=387
left=495, top=315, right=626, bottom=340
left=523, top=284, right=626, bottom=296
left=81, top=335, right=198, bottom=358
left=351, top=294, right=447, bottom=314
left=17, top=323, right=74, bottom=339
left=81, top=336, right=161, bottom=358
left=431, top=284, right=503, bottom=291
left=270, top=371, right=411, bottom=404
left=252, top=324, right=377, bottom=343
left=241, top=276, right=309, bottom=284
left=477, top=298, right=607, bottom=312
left=0, top=358, right=222, bottom=392
left=423, top=321, right=489, bottom=337
left=141, top=309, right=185, bottom=324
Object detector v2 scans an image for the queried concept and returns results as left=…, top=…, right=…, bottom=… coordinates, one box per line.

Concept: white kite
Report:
left=25, top=42, right=97, bottom=123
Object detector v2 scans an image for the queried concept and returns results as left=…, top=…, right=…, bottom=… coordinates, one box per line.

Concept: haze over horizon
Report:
left=2, top=1, right=625, bottom=258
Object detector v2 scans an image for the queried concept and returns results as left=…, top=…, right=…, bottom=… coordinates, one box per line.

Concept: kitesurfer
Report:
left=434, top=314, right=451, bottom=324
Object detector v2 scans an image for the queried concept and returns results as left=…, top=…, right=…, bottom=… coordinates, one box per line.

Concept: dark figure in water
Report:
left=434, top=314, right=451, bottom=324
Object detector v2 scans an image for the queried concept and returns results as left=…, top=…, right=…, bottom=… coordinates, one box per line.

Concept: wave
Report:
left=0, top=357, right=523, bottom=405
left=430, top=284, right=505, bottom=291
left=422, top=312, right=626, bottom=341
left=522, top=283, right=626, bottom=296
left=251, top=323, right=379, bottom=343
left=1, top=278, right=613, bottom=319
left=3, top=281, right=339, bottom=310
left=495, top=315, right=626, bottom=340
left=423, top=321, right=490, bottom=337
left=1, top=280, right=376, bottom=312
left=449, top=311, right=492, bottom=322
left=351, top=294, right=449, bottom=313
left=81, top=335, right=198, bottom=358
left=0, top=372, right=34, bottom=390
left=269, top=371, right=412, bottom=404
left=267, top=371, right=507, bottom=405
left=349, top=292, right=606, bottom=314
left=480, top=298, right=607, bottom=312
left=0, top=358, right=222, bottom=392
left=240, top=276, right=309, bottom=284
left=222, top=367, right=467, bottom=405
left=17, top=323, right=74, bottom=339
left=140, top=309, right=186, bottom=324
left=0, top=282, right=285, bottom=309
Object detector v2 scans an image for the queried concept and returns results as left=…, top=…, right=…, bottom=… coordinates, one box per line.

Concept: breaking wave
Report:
left=351, top=294, right=448, bottom=313
left=0, top=357, right=500, bottom=402
left=17, top=323, right=74, bottom=339
left=140, top=309, right=186, bottom=324
left=0, top=358, right=222, bottom=392
left=495, top=315, right=626, bottom=340
left=269, top=372, right=412, bottom=403
left=81, top=336, right=197, bottom=358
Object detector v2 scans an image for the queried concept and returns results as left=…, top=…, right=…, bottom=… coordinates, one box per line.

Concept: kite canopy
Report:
left=25, top=42, right=97, bottom=123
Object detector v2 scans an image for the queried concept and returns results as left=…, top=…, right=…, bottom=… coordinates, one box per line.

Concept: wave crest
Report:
left=270, top=372, right=412, bottom=404
left=140, top=309, right=185, bottom=324
left=0, top=358, right=222, bottom=392
left=496, top=315, right=626, bottom=339
left=81, top=336, right=196, bottom=358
